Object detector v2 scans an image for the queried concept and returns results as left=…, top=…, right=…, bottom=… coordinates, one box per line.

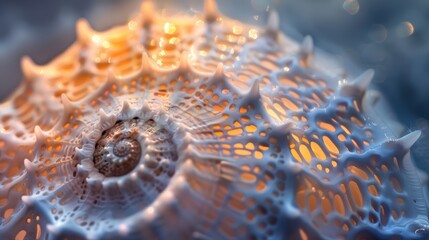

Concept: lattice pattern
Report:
left=0, top=1, right=428, bottom=240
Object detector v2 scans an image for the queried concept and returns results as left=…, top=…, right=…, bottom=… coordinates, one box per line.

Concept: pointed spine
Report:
left=179, top=51, right=190, bottom=72
left=272, top=121, right=295, bottom=137
left=300, top=36, right=314, bottom=66
left=61, top=94, right=76, bottom=116
left=397, top=130, right=421, bottom=151
left=76, top=19, right=95, bottom=45
left=204, top=0, right=220, bottom=23
left=265, top=10, right=280, bottom=40
left=141, top=101, right=151, bottom=112
left=99, top=108, right=109, bottom=122
left=214, top=62, right=225, bottom=79
left=207, top=63, right=231, bottom=89
left=140, top=1, right=155, bottom=28
left=21, top=56, right=42, bottom=81
left=24, top=159, right=37, bottom=174
left=77, top=159, right=93, bottom=176
left=141, top=51, right=152, bottom=73
left=74, top=146, right=87, bottom=160
left=382, top=130, right=422, bottom=157
left=34, top=125, right=48, bottom=145
left=21, top=195, right=34, bottom=206
left=340, top=69, right=374, bottom=100
left=121, top=100, right=132, bottom=113
left=247, top=79, right=261, bottom=100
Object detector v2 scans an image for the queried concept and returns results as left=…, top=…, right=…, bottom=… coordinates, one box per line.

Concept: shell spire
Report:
left=76, top=19, right=96, bottom=45
left=140, top=1, right=155, bottom=28
left=204, top=0, right=220, bottom=23
left=265, top=10, right=280, bottom=40
left=21, top=56, right=42, bottom=81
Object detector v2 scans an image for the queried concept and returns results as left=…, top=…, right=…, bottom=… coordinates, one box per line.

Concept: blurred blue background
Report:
left=0, top=0, right=428, bottom=170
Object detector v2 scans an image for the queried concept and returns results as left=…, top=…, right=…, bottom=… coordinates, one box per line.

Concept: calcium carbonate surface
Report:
left=0, top=1, right=428, bottom=239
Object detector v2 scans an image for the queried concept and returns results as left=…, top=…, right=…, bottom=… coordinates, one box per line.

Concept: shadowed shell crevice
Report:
left=0, top=0, right=428, bottom=239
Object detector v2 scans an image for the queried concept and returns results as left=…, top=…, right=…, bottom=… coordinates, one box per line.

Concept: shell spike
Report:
left=354, top=69, right=374, bottom=93
left=140, top=1, right=155, bottom=28
left=21, top=56, right=42, bottom=81
left=98, top=108, right=109, bottom=121
left=141, top=51, right=152, bottom=72
left=340, top=69, right=374, bottom=99
left=76, top=18, right=96, bottom=45
left=247, top=79, right=261, bottom=99
left=141, top=101, right=151, bottom=112
left=240, top=80, right=262, bottom=104
left=179, top=51, right=190, bottom=71
left=34, top=125, right=48, bottom=144
left=300, top=36, right=314, bottom=66
left=397, top=130, right=422, bottom=151
left=24, top=159, right=37, bottom=174
left=98, top=108, right=117, bottom=130
left=21, top=195, right=34, bottom=206
left=208, top=63, right=236, bottom=92
left=214, top=62, right=225, bottom=79
left=121, top=100, right=132, bottom=113
left=272, top=121, right=294, bottom=136
left=75, top=143, right=94, bottom=159
left=204, top=0, right=220, bottom=23
left=241, top=80, right=267, bottom=116
left=61, top=93, right=76, bottom=116
left=265, top=10, right=280, bottom=40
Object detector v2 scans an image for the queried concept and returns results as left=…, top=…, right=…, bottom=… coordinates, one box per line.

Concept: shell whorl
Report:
left=93, top=117, right=178, bottom=179
left=0, top=1, right=428, bottom=240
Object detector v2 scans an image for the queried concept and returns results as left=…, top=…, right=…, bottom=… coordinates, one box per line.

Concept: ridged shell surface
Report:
left=0, top=1, right=428, bottom=239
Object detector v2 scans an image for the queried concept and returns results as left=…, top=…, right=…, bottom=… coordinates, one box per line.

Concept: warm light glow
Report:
left=248, top=29, right=258, bottom=39
left=164, top=22, right=177, bottom=35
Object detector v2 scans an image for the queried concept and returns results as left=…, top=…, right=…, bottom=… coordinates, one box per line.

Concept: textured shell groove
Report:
left=0, top=0, right=428, bottom=239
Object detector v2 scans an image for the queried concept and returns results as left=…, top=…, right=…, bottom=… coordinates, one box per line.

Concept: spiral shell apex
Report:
left=0, top=1, right=428, bottom=239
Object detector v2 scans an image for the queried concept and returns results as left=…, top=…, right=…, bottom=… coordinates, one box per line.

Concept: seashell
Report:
left=0, top=1, right=428, bottom=239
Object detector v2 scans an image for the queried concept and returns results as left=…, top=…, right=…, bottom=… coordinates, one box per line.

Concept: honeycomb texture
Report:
left=0, top=1, right=428, bottom=239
